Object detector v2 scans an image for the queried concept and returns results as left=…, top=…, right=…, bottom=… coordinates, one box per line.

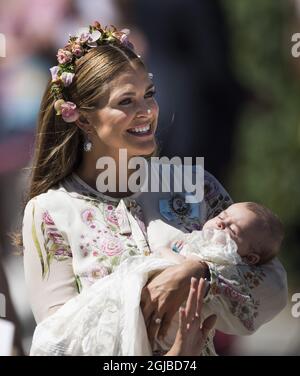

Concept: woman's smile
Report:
left=126, top=122, right=154, bottom=137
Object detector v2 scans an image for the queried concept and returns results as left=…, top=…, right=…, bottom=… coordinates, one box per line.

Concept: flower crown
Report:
left=49, top=21, right=135, bottom=123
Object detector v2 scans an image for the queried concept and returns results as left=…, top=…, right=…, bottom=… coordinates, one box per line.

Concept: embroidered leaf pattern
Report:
left=31, top=204, right=46, bottom=278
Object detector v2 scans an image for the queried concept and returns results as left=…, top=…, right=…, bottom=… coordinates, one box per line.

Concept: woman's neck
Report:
left=74, top=152, right=140, bottom=198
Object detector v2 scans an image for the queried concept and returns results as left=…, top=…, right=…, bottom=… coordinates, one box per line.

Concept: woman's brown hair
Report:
left=13, top=42, right=150, bottom=248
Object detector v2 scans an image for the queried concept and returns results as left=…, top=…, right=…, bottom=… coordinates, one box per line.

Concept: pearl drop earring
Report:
left=147, top=109, right=151, bottom=114
left=84, top=134, right=92, bottom=152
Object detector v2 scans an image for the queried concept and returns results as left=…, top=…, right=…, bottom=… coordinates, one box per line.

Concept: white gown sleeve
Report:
left=23, top=198, right=78, bottom=324
left=202, top=170, right=288, bottom=335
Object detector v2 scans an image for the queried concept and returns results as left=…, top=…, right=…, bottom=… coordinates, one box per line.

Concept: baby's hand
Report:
left=166, top=278, right=217, bottom=356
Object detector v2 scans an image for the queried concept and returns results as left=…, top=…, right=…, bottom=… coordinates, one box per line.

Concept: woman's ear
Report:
left=75, top=113, right=92, bottom=133
left=243, top=253, right=260, bottom=265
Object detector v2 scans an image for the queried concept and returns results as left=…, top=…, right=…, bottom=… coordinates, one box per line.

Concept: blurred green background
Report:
left=223, top=0, right=300, bottom=290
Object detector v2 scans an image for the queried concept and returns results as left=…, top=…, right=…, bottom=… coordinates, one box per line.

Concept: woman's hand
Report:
left=140, top=259, right=209, bottom=346
left=166, top=277, right=217, bottom=356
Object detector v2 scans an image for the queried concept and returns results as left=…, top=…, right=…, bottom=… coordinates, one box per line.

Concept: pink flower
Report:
left=76, top=28, right=101, bottom=47
left=106, top=210, right=118, bottom=226
left=42, top=211, right=55, bottom=226
left=86, top=30, right=102, bottom=47
left=121, top=28, right=130, bottom=36
left=47, top=230, right=64, bottom=244
left=119, top=33, right=134, bottom=50
left=81, top=209, right=96, bottom=224
left=84, top=265, right=109, bottom=284
left=76, top=28, right=91, bottom=44
left=71, top=44, right=84, bottom=57
left=120, top=34, right=129, bottom=44
left=61, top=72, right=75, bottom=87
left=57, top=49, right=73, bottom=64
left=49, top=66, right=59, bottom=81
left=99, top=235, right=123, bottom=256
left=55, top=248, right=72, bottom=257
left=60, top=101, right=80, bottom=123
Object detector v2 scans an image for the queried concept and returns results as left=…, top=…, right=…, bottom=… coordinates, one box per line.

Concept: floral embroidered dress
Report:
left=22, top=166, right=288, bottom=355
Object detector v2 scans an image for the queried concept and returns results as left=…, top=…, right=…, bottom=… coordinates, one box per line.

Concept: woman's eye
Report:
left=145, top=90, right=156, bottom=98
left=118, top=91, right=156, bottom=106
left=119, top=98, right=132, bottom=106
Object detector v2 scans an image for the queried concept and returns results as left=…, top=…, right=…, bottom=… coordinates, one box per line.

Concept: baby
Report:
left=158, top=201, right=284, bottom=267
left=151, top=201, right=284, bottom=354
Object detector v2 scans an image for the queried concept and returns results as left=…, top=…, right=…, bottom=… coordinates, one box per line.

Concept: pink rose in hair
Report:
left=57, top=49, right=73, bottom=64
left=72, top=44, right=84, bottom=57
left=60, top=101, right=80, bottom=123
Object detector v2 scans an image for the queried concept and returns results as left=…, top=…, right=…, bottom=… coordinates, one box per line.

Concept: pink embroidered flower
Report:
left=60, top=101, right=80, bottom=123
left=84, top=265, right=109, bottom=284
left=61, top=72, right=75, bottom=87
left=81, top=208, right=96, bottom=224
left=57, top=48, right=73, bottom=64
left=47, top=230, right=64, bottom=244
left=105, top=208, right=119, bottom=226
left=42, top=211, right=55, bottom=226
left=99, top=235, right=123, bottom=256
left=81, top=248, right=89, bottom=257
left=54, top=248, right=72, bottom=257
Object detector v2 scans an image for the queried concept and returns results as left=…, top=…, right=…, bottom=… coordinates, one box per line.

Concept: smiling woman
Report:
left=18, top=21, right=288, bottom=356
left=16, top=25, right=159, bottom=206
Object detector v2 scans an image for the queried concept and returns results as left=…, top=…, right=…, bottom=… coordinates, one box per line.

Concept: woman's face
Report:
left=88, top=63, right=159, bottom=159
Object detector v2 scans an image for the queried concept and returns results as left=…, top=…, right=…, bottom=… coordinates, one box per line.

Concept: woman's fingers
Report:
left=178, top=307, right=187, bottom=335
left=195, top=278, right=207, bottom=318
left=185, top=277, right=198, bottom=322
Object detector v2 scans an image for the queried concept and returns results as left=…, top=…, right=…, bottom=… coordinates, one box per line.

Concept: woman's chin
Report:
left=126, top=140, right=157, bottom=157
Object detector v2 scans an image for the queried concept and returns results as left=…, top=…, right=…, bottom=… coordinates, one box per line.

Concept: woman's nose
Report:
left=136, top=103, right=151, bottom=118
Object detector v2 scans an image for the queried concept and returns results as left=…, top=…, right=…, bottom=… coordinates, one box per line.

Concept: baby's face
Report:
left=203, top=203, right=260, bottom=259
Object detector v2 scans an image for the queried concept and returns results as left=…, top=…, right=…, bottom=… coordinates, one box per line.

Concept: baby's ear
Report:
left=243, top=253, right=260, bottom=265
